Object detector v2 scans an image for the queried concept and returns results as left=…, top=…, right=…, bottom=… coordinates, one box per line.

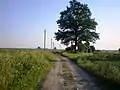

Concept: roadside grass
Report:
left=62, top=52, right=120, bottom=90
left=0, top=49, right=57, bottom=90
left=62, top=52, right=91, bottom=60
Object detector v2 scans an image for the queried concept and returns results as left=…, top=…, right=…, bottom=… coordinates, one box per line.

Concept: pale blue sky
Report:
left=0, top=0, right=120, bottom=50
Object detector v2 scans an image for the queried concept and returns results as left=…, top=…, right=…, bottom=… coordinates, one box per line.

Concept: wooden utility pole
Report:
left=51, top=38, right=52, bottom=49
left=44, top=29, right=46, bottom=50
left=53, top=42, right=54, bottom=49
left=59, top=43, right=61, bottom=49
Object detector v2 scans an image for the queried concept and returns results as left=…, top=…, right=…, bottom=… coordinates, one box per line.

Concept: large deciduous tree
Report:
left=55, top=0, right=99, bottom=53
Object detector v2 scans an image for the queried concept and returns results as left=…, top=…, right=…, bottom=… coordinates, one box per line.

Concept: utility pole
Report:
left=59, top=43, right=61, bottom=50
left=44, top=29, right=46, bottom=50
left=51, top=38, right=52, bottom=49
left=53, top=42, right=54, bottom=49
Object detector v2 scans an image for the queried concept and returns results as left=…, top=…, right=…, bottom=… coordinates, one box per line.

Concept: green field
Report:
left=0, top=49, right=57, bottom=90
left=62, top=52, right=120, bottom=89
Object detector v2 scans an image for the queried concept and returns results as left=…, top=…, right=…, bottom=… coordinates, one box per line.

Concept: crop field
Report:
left=62, top=52, right=120, bottom=89
left=0, top=49, right=57, bottom=90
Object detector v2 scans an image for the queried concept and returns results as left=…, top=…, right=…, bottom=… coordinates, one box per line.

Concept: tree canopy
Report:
left=55, top=0, right=99, bottom=52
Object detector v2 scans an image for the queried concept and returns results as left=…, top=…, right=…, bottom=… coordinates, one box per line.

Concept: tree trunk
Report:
left=74, top=29, right=78, bottom=53
left=74, top=35, right=77, bottom=53
left=75, top=40, right=77, bottom=53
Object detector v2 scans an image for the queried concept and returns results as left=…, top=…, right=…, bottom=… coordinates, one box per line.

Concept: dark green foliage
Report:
left=90, top=45, right=95, bottom=52
left=54, top=47, right=57, bottom=49
left=78, top=43, right=95, bottom=53
left=65, top=45, right=75, bottom=52
left=87, top=48, right=91, bottom=53
left=37, top=46, right=41, bottom=49
left=119, top=48, right=120, bottom=52
left=65, top=47, right=71, bottom=51
left=55, top=0, right=99, bottom=53
left=78, top=43, right=85, bottom=52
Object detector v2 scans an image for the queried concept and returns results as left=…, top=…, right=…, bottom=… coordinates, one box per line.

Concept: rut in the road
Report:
left=41, top=55, right=103, bottom=90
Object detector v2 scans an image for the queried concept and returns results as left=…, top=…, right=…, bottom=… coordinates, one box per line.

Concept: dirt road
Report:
left=41, top=55, right=102, bottom=90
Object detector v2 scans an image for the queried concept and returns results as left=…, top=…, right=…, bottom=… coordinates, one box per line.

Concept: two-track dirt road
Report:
left=41, top=55, right=103, bottom=90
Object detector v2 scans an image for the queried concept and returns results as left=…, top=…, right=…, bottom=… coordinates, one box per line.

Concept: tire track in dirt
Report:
left=41, top=55, right=103, bottom=90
